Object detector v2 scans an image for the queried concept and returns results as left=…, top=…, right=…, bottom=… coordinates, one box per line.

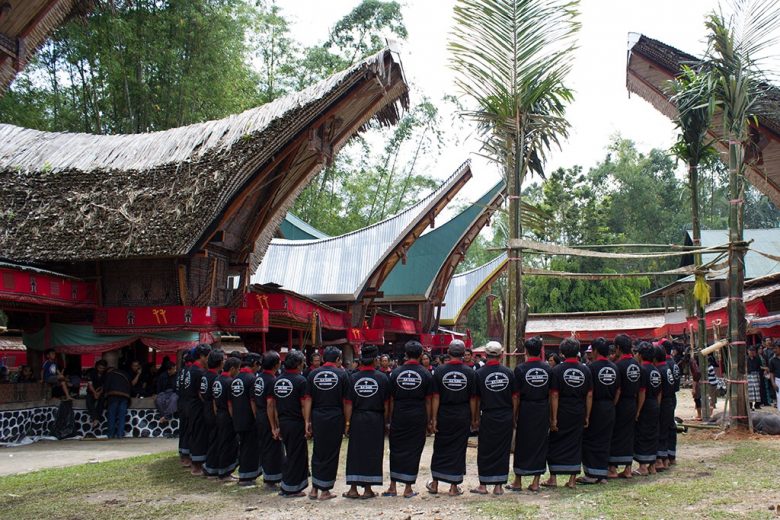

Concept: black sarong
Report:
left=477, top=408, right=513, bottom=484
left=177, top=405, right=190, bottom=457
left=431, top=404, right=470, bottom=484
left=609, top=397, right=636, bottom=465
left=204, top=412, right=237, bottom=476
left=634, top=399, right=659, bottom=464
left=582, top=399, right=615, bottom=478
left=188, top=399, right=208, bottom=463
left=237, top=428, right=260, bottom=481
left=311, top=407, right=344, bottom=490
left=667, top=400, right=678, bottom=460
left=257, top=412, right=283, bottom=484
left=513, top=400, right=549, bottom=476
left=547, top=396, right=584, bottom=475
left=279, top=418, right=309, bottom=494
left=657, top=398, right=675, bottom=460
left=346, top=410, right=385, bottom=486
left=203, top=411, right=219, bottom=476
left=389, top=401, right=427, bottom=484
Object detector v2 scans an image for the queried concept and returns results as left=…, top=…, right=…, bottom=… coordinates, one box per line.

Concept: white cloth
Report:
left=775, top=378, right=780, bottom=411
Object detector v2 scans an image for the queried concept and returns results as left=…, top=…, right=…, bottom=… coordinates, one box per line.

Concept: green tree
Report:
left=326, top=0, right=407, bottom=65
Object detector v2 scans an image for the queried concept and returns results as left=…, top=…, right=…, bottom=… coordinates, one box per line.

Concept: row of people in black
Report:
left=175, top=333, right=678, bottom=498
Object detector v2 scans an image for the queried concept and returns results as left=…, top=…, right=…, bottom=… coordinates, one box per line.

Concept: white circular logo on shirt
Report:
left=525, top=367, right=549, bottom=387
left=442, top=371, right=468, bottom=391
left=313, top=370, right=339, bottom=391
left=598, top=367, right=617, bottom=386
left=396, top=370, right=422, bottom=390
left=650, top=370, right=662, bottom=388
left=254, top=377, right=265, bottom=397
left=199, top=376, right=208, bottom=394
left=212, top=380, right=223, bottom=399
left=184, top=371, right=191, bottom=389
left=666, top=368, right=674, bottom=385
left=231, top=378, right=244, bottom=397
left=354, top=377, right=379, bottom=397
left=563, top=368, right=585, bottom=388
left=485, top=372, right=510, bottom=392
left=274, top=379, right=293, bottom=398
left=673, top=364, right=680, bottom=380
left=626, top=364, right=641, bottom=383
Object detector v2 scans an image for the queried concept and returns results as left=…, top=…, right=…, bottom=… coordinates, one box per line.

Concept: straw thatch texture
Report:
left=0, top=47, right=408, bottom=265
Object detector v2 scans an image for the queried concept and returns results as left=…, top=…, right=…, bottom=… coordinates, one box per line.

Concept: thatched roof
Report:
left=0, top=46, right=408, bottom=267
left=627, top=33, right=780, bottom=205
left=0, top=0, right=92, bottom=94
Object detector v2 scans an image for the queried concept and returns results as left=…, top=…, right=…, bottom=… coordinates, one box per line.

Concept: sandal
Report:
left=527, top=485, right=540, bottom=493
left=403, top=492, right=418, bottom=498
left=381, top=491, right=397, bottom=497
left=469, top=488, right=488, bottom=495
left=361, top=491, right=377, bottom=499
left=505, top=485, right=523, bottom=493
left=319, top=493, right=336, bottom=501
left=425, top=481, right=438, bottom=495
left=341, top=492, right=361, bottom=499
left=448, top=486, right=463, bottom=497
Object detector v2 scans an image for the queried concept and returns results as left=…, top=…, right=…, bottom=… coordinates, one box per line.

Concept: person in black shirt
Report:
left=209, top=356, right=239, bottom=480
left=129, top=360, right=149, bottom=398
left=663, top=340, right=681, bottom=464
left=426, top=340, right=478, bottom=496
left=104, top=365, right=132, bottom=439
left=201, top=350, right=223, bottom=479
left=607, top=334, right=641, bottom=479
left=343, top=345, right=389, bottom=499
left=471, top=341, right=517, bottom=495
left=268, top=349, right=310, bottom=497
left=256, top=351, right=283, bottom=487
left=187, top=344, right=212, bottom=476
left=747, top=346, right=762, bottom=410
left=86, top=360, right=108, bottom=429
left=508, top=336, right=552, bottom=493
left=306, top=346, right=350, bottom=500
left=579, top=337, right=619, bottom=484
left=543, top=337, right=593, bottom=489
left=177, top=351, right=194, bottom=466
left=633, top=342, right=662, bottom=476
left=770, top=341, right=780, bottom=411
left=304, top=353, right=322, bottom=378
left=155, top=360, right=178, bottom=425
left=654, top=345, right=675, bottom=472
left=231, top=353, right=260, bottom=486
left=384, top=340, right=433, bottom=499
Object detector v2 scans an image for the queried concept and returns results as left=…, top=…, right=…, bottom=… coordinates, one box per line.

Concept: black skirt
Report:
left=389, top=401, right=427, bottom=484
left=204, top=412, right=237, bottom=476
left=547, top=397, right=585, bottom=475
left=203, top=412, right=219, bottom=476
left=256, top=411, right=283, bottom=484
left=177, top=403, right=190, bottom=456
left=657, top=398, right=675, bottom=460
left=634, top=400, right=659, bottom=464
left=514, top=400, right=549, bottom=476
left=431, top=404, right=470, bottom=484
left=609, top=397, right=637, bottom=465
left=477, top=408, right=513, bottom=484
left=188, top=400, right=209, bottom=462
left=582, top=400, right=615, bottom=478
left=667, top=397, right=678, bottom=459
left=346, top=410, right=385, bottom=486
left=237, top=428, right=261, bottom=481
left=279, top=418, right=309, bottom=494
left=311, top=407, right=345, bottom=490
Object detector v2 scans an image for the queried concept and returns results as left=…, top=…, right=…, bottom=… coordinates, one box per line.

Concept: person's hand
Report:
left=385, top=423, right=390, bottom=436
left=550, top=419, right=558, bottom=432
left=431, top=418, right=438, bottom=434
left=305, top=421, right=312, bottom=439
left=584, top=417, right=589, bottom=429
left=635, top=413, right=640, bottom=422
left=471, top=419, right=480, bottom=432
left=344, top=422, right=350, bottom=437
left=272, top=427, right=281, bottom=440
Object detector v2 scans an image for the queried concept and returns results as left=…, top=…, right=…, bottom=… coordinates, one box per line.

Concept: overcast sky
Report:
left=279, top=0, right=722, bottom=199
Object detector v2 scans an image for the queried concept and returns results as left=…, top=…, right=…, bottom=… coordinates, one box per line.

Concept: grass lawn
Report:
left=1, top=433, right=779, bottom=519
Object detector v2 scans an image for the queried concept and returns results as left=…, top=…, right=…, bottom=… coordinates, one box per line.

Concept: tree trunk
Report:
left=505, top=131, right=526, bottom=368
left=690, top=162, right=710, bottom=420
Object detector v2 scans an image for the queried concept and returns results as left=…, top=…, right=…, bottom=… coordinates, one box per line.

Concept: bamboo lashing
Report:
left=507, top=238, right=729, bottom=259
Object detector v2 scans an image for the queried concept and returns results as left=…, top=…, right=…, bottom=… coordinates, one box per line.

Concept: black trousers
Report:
left=279, top=418, right=309, bottom=494
left=311, top=407, right=344, bottom=490
left=86, top=393, right=104, bottom=422
left=257, top=411, right=283, bottom=483
left=389, top=402, right=427, bottom=484
left=477, top=408, right=513, bottom=484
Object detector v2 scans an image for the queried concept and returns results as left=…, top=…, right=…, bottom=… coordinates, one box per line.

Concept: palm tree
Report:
left=448, top=0, right=579, bottom=358
left=669, top=66, right=717, bottom=420
left=703, top=0, right=780, bottom=427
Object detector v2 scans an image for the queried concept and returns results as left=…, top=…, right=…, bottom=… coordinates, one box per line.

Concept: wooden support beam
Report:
left=177, top=263, right=190, bottom=306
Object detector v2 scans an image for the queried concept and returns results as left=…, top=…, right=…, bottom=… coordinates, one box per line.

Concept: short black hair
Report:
left=654, top=345, right=666, bottom=363
left=638, top=341, right=655, bottom=362
left=261, top=350, right=280, bottom=371
left=404, top=340, right=423, bottom=359
left=95, top=360, right=108, bottom=368
left=525, top=336, right=543, bottom=357
left=559, top=338, right=580, bottom=358
left=323, top=346, right=341, bottom=363
left=592, top=337, right=610, bottom=358
left=44, top=348, right=55, bottom=356
left=244, top=353, right=261, bottom=368
left=547, top=353, right=561, bottom=364
left=311, top=352, right=321, bottom=360
left=224, top=357, right=241, bottom=372
left=207, top=350, right=225, bottom=369
left=614, top=334, right=633, bottom=355
left=195, top=344, right=212, bottom=359
left=285, top=350, right=305, bottom=370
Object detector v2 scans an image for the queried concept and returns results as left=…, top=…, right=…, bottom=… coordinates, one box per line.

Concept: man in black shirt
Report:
left=202, top=350, right=223, bottom=479
left=306, top=346, right=350, bottom=500
left=210, top=356, right=239, bottom=480
left=770, top=341, right=780, bottom=411
left=633, top=342, right=662, bottom=476
left=384, top=340, right=433, bottom=499
left=607, top=334, right=641, bottom=479
left=426, top=340, right=478, bottom=496
left=86, top=360, right=107, bottom=429
left=655, top=345, right=675, bottom=472
left=747, top=346, right=763, bottom=410
left=177, top=351, right=193, bottom=466
left=472, top=341, right=516, bottom=495
left=104, top=365, right=132, bottom=439
left=343, top=345, right=389, bottom=499
left=232, top=353, right=260, bottom=486
left=268, top=349, right=310, bottom=497
left=256, top=351, right=283, bottom=487
left=187, top=344, right=212, bottom=476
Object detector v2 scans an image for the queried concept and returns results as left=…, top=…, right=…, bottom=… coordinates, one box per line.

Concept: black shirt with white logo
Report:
left=641, top=362, right=662, bottom=399
left=188, top=363, right=206, bottom=405
left=658, top=362, right=676, bottom=402
left=669, top=357, right=681, bottom=392
left=213, top=373, right=232, bottom=414
left=514, top=358, right=552, bottom=402
left=589, top=358, right=620, bottom=401
left=389, top=360, right=433, bottom=405
left=476, top=360, right=515, bottom=411
left=550, top=359, right=593, bottom=399
left=180, top=363, right=199, bottom=404
left=273, top=369, right=308, bottom=421
left=432, top=360, right=477, bottom=406
left=349, top=366, right=389, bottom=412
left=230, top=368, right=256, bottom=432
left=616, top=355, right=641, bottom=399
left=306, top=363, right=350, bottom=409
left=201, top=369, right=219, bottom=420
left=254, top=370, right=276, bottom=411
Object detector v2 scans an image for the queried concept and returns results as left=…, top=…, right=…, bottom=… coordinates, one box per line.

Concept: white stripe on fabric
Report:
left=479, top=474, right=508, bottom=483
left=263, top=472, right=283, bottom=481
left=431, top=471, right=463, bottom=483
left=608, top=456, right=633, bottom=464
left=190, top=454, right=207, bottom=462
left=346, top=474, right=383, bottom=484
left=584, top=466, right=609, bottom=477
left=238, top=469, right=261, bottom=479
left=178, top=449, right=190, bottom=455
left=280, top=479, right=308, bottom=493
left=513, top=467, right=546, bottom=476
left=656, top=450, right=668, bottom=458
left=311, top=477, right=336, bottom=488
left=634, top=454, right=656, bottom=463
left=548, top=464, right=581, bottom=472
left=390, top=471, right=417, bottom=482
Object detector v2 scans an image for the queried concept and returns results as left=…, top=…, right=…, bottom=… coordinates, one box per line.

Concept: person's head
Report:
left=748, top=346, right=757, bottom=358
left=207, top=350, right=225, bottom=370
left=361, top=345, right=379, bottom=367
left=592, top=337, right=610, bottom=359
left=765, top=337, right=773, bottom=347
left=183, top=351, right=194, bottom=364
left=547, top=353, right=560, bottom=366
left=195, top=343, right=211, bottom=363
left=559, top=337, right=580, bottom=359
left=774, top=339, right=780, bottom=355
left=284, top=350, right=305, bottom=371
left=525, top=336, right=543, bottom=358
left=421, top=352, right=431, bottom=367
left=131, top=360, right=142, bottom=373
left=261, top=350, right=281, bottom=372
left=404, top=340, right=423, bottom=361
left=614, top=334, right=633, bottom=355
left=448, top=339, right=466, bottom=359
left=658, top=338, right=673, bottom=356
left=322, top=346, right=341, bottom=364
left=223, top=357, right=241, bottom=376
left=351, top=359, right=359, bottom=369
left=638, top=341, right=655, bottom=362
left=310, top=352, right=322, bottom=368
left=95, top=359, right=108, bottom=374
left=21, top=365, right=33, bottom=378
left=464, top=348, right=473, bottom=363
left=244, top=353, right=262, bottom=370
left=379, top=354, right=390, bottom=367
left=585, top=346, right=594, bottom=360
left=484, top=341, right=503, bottom=361
left=654, top=345, right=666, bottom=363
left=44, top=348, right=56, bottom=361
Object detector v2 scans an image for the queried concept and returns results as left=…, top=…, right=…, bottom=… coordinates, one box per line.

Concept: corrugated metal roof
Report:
left=526, top=310, right=667, bottom=335
left=380, top=180, right=504, bottom=299
left=278, top=213, right=330, bottom=240
left=439, top=253, right=507, bottom=325
left=252, top=161, right=472, bottom=301
left=689, top=229, right=780, bottom=280
left=705, top=282, right=780, bottom=313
